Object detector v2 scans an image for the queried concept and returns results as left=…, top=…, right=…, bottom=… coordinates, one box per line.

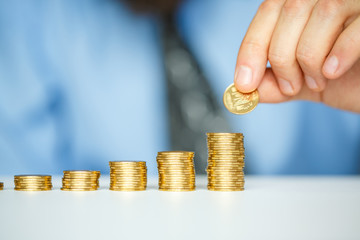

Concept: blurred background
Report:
left=0, top=0, right=359, bottom=176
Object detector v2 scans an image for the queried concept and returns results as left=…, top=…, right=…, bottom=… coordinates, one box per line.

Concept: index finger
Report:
left=234, top=0, right=284, bottom=93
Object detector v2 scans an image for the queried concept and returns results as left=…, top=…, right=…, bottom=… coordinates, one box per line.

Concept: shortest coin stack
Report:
left=109, top=161, right=147, bottom=191
left=61, top=170, right=100, bottom=191
left=0, top=182, right=3, bottom=190
left=14, top=175, right=52, bottom=191
left=157, top=151, right=196, bottom=191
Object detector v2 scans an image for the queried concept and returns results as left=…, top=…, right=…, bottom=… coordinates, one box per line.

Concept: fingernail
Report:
left=323, top=55, right=339, bottom=75
left=235, top=65, right=253, bottom=87
left=304, top=75, right=318, bottom=90
left=278, top=79, right=294, bottom=95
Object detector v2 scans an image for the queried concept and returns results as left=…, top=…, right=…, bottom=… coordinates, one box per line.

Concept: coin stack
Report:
left=0, top=182, right=3, bottom=190
left=207, top=133, right=245, bottom=191
left=14, top=175, right=52, bottom=191
left=157, top=151, right=196, bottom=191
left=109, top=161, right=147, bottom=191
left=61, top=170, right=100, bottom=191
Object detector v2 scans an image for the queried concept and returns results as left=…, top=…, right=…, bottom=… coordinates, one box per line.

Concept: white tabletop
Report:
left=0, top=176, right=359, bottom=240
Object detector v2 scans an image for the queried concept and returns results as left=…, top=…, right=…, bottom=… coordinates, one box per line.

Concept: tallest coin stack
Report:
left=206, top=133, right=245, bottom=191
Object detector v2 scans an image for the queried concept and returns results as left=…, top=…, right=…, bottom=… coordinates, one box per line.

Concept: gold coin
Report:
left=223, top=83, right=259, bottom=114
left=61, top=170, right=100, bottom=191
left=208, top=188, right=244, bottom=192
left=159, top=189, right=195, bottom=192
left=14, top=175, right=53, bottom=191
left=109, top=161, right=146, bottom=167
left=109, top=161, right=148, bottom=191
left=63, top=170, right=100, bottom=175
left=61, top=188, right=97, bottom=191
left=207, top=132, right=243, bottom=136
left=14, top=175, right=51, bottom=180
left=206, top=131, right=247, bottom=191
left=110, top=188, right=146, bottom=191
left=157, top=151, right=196, bottom=191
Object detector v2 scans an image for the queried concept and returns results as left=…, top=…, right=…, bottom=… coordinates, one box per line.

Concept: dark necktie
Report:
left=162, top=17, right=231, bottom=174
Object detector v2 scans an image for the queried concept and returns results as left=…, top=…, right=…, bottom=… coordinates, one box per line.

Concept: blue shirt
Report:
left=0, top=0, right=359, bottom=175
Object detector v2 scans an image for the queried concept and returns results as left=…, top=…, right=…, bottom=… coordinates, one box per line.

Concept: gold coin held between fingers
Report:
left=223, top=83, right=259, bottom=114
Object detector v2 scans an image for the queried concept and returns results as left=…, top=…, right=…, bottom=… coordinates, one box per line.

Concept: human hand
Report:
left=234, top=0, right=360, bottom=113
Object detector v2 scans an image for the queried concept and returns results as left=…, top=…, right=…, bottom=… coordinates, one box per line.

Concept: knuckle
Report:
left=296, top=46, right=317, bottom=67
left=268, top=51, right=293, bottom=68
left=241, top=40, right=264, bottom=54
left=315, top=0, right=345, bottom=18
left=282, top=0, right=312, bottom=16
left=343, top=31, right=360, bottom=47
left=258, top=0, right=284, bottom=12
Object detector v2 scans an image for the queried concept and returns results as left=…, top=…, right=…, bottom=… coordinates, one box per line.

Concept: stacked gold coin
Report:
left=61, top=170, right=100, bottom=191
left=207, top=133, right=245, bottom=191
left=157, top=151, right=196, bottom=191
left=14, top=175, right=52, bottom=191
left=0, top=182, right=3, bottom=190
left=109, top=161, right=147, bottom=191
